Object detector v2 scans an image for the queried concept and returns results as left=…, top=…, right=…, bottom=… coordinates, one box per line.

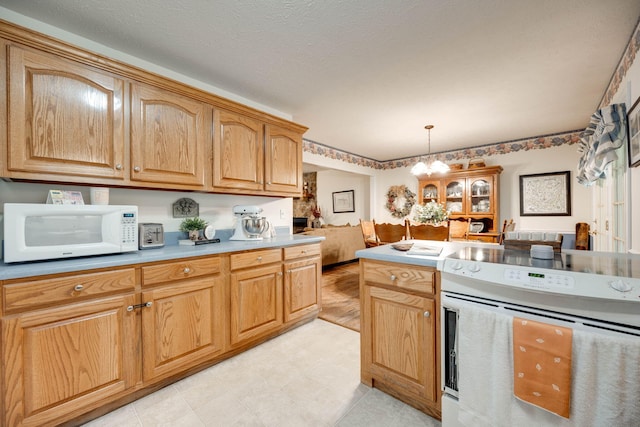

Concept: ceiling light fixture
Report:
left=411, top=125, right=450, bottom=176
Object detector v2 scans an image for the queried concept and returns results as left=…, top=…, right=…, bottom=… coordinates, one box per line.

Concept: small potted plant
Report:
left=179, top=217, right=208, bottom=240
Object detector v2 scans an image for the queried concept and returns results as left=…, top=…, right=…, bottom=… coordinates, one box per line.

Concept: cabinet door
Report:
left=468, top=175, right=494, bottom=215
left=418, top=180, right=441, bottom=204
left=264, top=124, right=302, bottom=195
left=362, top=285, right=437, bottom=403
left=2, top=294, right=136, bottom=427
left=213, top=110, right=264, bottom=191
left=141, top=276, right=225, bottom=382
left=131, top=83, right=208, bottom=187
left=283, top=256, right=321, bottom=323
left=7, top=45, right=125, bottom=180
left=443, top=179, right=466, bottom=214
left=230, top=263, right=283, bottom=346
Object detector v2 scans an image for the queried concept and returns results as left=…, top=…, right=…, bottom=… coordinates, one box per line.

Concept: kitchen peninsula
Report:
left=355, top=240, right=486, bottom=419
left=0, top=235, right=323, bottom=426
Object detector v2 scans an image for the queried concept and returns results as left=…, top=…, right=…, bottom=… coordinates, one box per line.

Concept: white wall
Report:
left=315, top=170, right=371, bottom=225
left=0, top=181, right=292, bottom=235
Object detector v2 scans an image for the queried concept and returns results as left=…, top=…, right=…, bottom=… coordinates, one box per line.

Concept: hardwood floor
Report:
left=319, top=261, right=360, bottom=332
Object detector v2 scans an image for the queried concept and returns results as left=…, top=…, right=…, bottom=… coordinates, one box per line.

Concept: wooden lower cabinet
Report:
left=1, top=247, right=322, bottom=426
left=141, top=276, right=225, bottom=383
left=2, top=294, right=137, bottom=427
left=360, top=259, right=441, bottom=419
left=283, top=244, right=322, bottom=323
left=230, top=262, right=284, bottom=346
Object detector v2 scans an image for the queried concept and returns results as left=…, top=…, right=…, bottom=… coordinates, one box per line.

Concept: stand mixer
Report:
left=230, top=205, right=267, bottom=240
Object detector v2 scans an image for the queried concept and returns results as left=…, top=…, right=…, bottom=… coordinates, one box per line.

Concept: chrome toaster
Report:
left=138, top=223, right=164, bottom=249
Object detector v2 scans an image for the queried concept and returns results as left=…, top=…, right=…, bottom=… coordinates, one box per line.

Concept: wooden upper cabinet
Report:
left=213, top=109, right=264, bottom=192
left=265, top=124, right=303, bottom=195
left=213, top=111, right=304, bottom=196
left=7, top=45, right=125, bottom=180
left=130, top=83, right=209, bottom=188
left=2, top=23, right=307, bottom=196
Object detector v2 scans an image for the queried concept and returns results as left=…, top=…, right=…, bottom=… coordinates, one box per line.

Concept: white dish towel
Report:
left=454, top=299, right=640, bottom=427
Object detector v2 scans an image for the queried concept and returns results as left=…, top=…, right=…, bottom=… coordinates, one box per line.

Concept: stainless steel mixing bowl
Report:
left=242, top=216, right=267, bottom=237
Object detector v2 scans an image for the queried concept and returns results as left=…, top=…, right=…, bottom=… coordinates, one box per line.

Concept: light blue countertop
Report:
left=356, top=240, right=495, bottom=268
left=0, top=235, right=324, bottom=281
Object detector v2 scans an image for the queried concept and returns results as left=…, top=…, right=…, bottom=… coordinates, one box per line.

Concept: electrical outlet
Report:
left=280, top=209, right=285, bottom=219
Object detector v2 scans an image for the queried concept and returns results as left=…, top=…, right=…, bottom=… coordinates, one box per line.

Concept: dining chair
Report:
left=373, top=220, right=407, bottom=244
left=359, top=219, right=379, bottom=247
left=449, top=218, right=471, bottom=241
left=407, top=220, right=450, bottom=241
left=498, top=219, right=515, bottom=245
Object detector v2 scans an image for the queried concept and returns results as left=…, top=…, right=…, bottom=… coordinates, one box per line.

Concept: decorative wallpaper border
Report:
left=304, top=130, right=583, bottom=171
left=304, top=17, right=640, bottom=171
left=600, top=16, right=640, bottom=107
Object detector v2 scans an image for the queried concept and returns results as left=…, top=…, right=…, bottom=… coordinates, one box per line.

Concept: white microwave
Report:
left=3, top=203, right=138, bottom=263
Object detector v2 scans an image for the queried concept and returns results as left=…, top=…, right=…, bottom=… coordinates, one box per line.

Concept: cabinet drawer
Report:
left=283, top=243, right=321, bottom=260
left=363, top=261, right=436, bottom=295
left=142, top=256, right=220, bottom=286
left=230, top=249, right=282, bottom=270
left=4, top=268, right=136, bottom=312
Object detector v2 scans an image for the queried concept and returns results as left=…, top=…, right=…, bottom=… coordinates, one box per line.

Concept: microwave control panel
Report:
left=121, top=212, right=138, bottom=246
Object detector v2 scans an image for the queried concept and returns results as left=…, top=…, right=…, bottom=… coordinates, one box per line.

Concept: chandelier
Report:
left=411, top=125, right=450, bottom=176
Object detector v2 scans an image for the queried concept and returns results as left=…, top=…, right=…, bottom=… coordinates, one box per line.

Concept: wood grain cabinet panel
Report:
left=141, top=257, right=221, bottom=287
left=366, top=286, right=436, bottom=400
left=141, top=276, right=225, bottom=382
left=283, top=243, right=322, bottom=260
left=7, top=45, right=125, bottom=181
left=213, top=109, right=264, bottom=192
left=3, top=268, right=135, bottom=313
left=131, top=83, right=209, bottom=188
left=2, top=294, right=137, bottom=427
left=229, top=248, right=282, bottom=271
left=283, top=256, right=321, bottom=323
left=362, top=261, right=435, bottom=295
left=230, top=263, right=283, bottom=346
left=360, top=259, right=441, bottom=419
left=264, top=124, right=303, bottom=195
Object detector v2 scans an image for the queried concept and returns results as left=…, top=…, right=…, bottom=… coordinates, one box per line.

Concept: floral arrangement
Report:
left=413, top=201, right=449, bottom=225
left=385, top=185, right=416, bottom=218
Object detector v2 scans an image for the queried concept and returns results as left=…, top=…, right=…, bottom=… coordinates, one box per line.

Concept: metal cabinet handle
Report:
left=115, top=163, right=123, bottom=170
left=301, top=250, right=307, bottom=254
left=127, top=302, right=153, bottom=312
left=183, top=267, right=191, bottom=274
left=424, top=311, right=431, bottom=318
left=278, top=272, right=283, bottom=276
left=74, top=284, right=84, bottom=291
left=257, top=256, right=263, bottom=261
left=133, top=166, right=141, bottom=172
left=390, top=274, right=397, bottom=281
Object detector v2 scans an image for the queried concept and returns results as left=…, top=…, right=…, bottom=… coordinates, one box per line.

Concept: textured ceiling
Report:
left=1, top=1, right=639, bottom=161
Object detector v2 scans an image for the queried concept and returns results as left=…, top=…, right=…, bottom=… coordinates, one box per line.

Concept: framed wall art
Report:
left=332, top=190, right=355, bottom=213
left=519, top=171, right=571, bottom=216
left=628, top=96, right=640, bottom=167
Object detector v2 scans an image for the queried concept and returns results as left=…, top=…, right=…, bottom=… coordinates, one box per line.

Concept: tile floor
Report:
left=83, top=319, right=441, bottom=427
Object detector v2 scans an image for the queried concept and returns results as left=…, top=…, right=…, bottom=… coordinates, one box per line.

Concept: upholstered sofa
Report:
left=301, top=225, right=365, bottom=266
